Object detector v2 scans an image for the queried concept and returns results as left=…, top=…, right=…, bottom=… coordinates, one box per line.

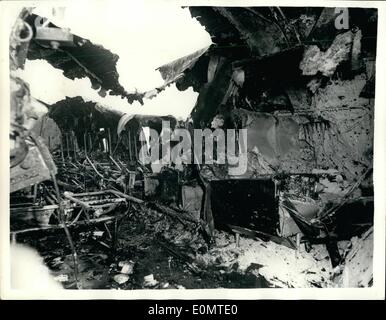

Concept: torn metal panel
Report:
left=157, top=46, right=210, bottom=86
left=181, top=185, right=203, bottom=216
left=280, top=7, right=324, bottom=40
left=279, top=166, right=373, bottom=243
left=189, top=7, right=247, bottom=47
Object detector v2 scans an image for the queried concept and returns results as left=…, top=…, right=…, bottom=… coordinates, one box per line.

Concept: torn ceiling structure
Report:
left=13, top=11, right=145, bottom=103
left=9, top=7, right=377, bottom=290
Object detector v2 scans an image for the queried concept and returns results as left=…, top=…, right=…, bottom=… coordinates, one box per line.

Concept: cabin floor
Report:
left=13, top=203, right=373, bottom=289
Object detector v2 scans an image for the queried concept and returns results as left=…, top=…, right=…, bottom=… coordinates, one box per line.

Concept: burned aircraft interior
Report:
left=9, top=6, right=376, bottom=289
